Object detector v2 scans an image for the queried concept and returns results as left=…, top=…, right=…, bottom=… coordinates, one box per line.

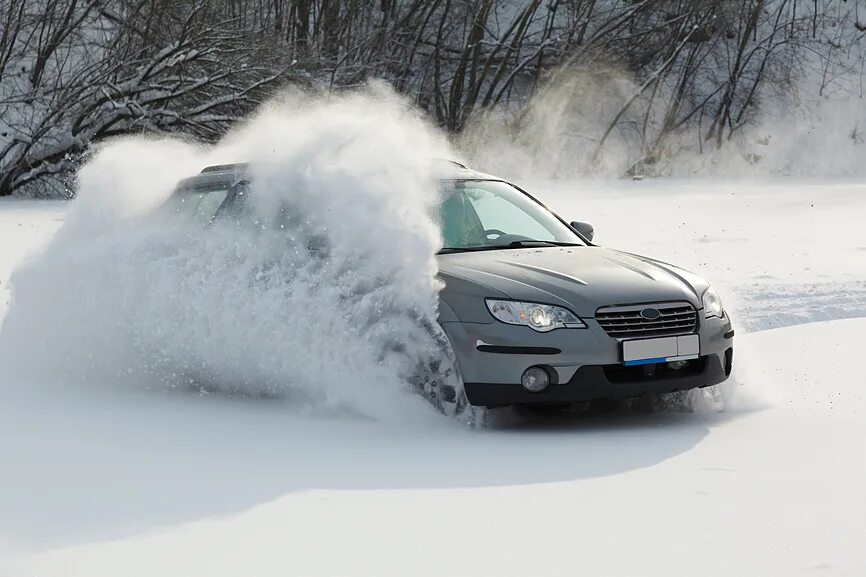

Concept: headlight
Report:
left=702, top=287, right=725, bottom=319
left=485, top=299, right=585, bottom=332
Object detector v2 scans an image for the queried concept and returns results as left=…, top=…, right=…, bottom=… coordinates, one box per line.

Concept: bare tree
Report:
left=1, top=0, right=864, bottom=194
left=0, top=0, right=288, bottom=196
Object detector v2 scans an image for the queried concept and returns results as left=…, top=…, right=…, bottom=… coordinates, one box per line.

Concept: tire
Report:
left=412, top=329, right=484, bottom=426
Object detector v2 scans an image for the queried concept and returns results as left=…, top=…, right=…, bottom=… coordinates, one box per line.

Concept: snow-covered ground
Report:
left=1, top=179, right=865, bottom=576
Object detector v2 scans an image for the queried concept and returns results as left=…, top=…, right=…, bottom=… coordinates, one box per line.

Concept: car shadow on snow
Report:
left=0, top=383, right=754, bottom=552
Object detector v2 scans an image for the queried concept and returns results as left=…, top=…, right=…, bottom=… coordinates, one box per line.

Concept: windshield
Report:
left=437, top=180, right=582, bottom=251
left=162, top=186, right=231, bottom=226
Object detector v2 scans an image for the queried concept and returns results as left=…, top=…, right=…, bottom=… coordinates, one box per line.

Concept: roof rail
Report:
left=433, top=158, right=468, bottom=169
left=200, top=163, right=249, bottom=174
left=200, top=159, right=467, bottom=174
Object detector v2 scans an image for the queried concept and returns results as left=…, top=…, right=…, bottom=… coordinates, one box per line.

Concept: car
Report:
left=163, top=161, right=734, bottom=417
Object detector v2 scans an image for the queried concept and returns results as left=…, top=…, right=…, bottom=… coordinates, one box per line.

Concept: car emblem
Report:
left=640, top=308, right=661, bottom=320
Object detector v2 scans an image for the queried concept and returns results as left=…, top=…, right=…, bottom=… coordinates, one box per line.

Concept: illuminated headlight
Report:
left=485, top=299, right=585, bottom=332
left=702, top=287, right=725, bottom=319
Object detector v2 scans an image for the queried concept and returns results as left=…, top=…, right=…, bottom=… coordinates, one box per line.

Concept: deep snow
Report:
left=0, top=178, right=865, bottom=576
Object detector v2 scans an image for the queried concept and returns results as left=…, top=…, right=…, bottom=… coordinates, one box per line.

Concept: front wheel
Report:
left=412, top=331, right=484, bottom=426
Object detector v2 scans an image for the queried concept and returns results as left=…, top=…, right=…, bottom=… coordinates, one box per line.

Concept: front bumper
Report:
left=441, top=313, right=734, bottom=407
left=464, top=349, right=732, bottom=406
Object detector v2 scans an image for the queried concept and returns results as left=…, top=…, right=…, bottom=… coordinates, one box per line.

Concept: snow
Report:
left=0, top=198, right=65, bottom=317
left=1, top=177, right=865, bottom=576
left=535, top=178, right=866, bottom=329
left=0, top=98, right=453, bottom=422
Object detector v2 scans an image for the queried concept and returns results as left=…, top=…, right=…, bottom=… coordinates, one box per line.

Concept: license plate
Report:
left=622, top=335, right=700, bottom=366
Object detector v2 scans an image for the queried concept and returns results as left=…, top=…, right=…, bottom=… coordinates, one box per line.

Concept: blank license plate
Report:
left=622, top=335, right=700, bottom=366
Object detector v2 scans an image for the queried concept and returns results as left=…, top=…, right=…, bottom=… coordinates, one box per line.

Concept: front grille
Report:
left=595, top=302, right=697, bottom=339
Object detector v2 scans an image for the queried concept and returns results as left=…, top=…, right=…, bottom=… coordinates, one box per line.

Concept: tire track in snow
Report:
left=732, top=280, right=866, bottom=332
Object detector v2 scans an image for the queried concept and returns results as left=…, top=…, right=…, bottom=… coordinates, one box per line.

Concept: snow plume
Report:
left=0, top=85, right=453, bottom=422
left=463, top=64, right=866, bottom=180
left=461, top=67, right=643, bottom=179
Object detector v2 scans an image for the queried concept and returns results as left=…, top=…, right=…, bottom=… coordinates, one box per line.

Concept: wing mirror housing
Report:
left=570, top=221, right=594, bottom=242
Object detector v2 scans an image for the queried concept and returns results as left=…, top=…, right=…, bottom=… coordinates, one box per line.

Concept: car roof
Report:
left=173, top=173, right=239, bottom=192
left=439, top=162, right=503, bottom=182
left=173, top=160, right=502, bottom=191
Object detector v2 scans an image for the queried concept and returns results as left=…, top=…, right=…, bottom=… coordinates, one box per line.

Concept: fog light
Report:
left=521, top=366, right=551, bottom=393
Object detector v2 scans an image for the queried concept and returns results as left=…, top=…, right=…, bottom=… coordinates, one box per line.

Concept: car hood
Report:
left=437, top=246, right=706, bottom=317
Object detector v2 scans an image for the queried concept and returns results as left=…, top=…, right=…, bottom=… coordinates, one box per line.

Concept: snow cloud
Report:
left=0, top=85, right=453, bottom=422
left=462, top=64, right=866, bottom=179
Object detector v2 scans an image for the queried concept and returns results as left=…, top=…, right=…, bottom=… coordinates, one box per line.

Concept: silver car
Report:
left=166, top=162, right=734, bottom=416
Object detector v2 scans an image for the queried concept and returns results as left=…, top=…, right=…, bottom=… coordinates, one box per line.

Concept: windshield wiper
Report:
left=439, top=240, right=582, bottom=254
left=504, top=240, right=582, bottom=248
left=438, top=246, right=500, bottom=254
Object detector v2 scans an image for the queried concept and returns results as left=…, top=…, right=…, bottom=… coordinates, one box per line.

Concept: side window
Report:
left=194, top=189, right=230, bottom=225
left=215, top=181, right=254, bottom=224
left=162, top=187, right=229, bottom=225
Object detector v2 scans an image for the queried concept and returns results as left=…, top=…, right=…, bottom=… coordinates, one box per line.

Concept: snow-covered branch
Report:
left=1, top=0, right=865, bottom=194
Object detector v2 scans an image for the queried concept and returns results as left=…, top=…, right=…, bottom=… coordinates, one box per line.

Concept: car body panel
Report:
left=437, top=246, right=702, bottom=318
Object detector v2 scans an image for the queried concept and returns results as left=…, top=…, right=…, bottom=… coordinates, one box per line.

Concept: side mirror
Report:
left=570, top=221, right=594, bottom=242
